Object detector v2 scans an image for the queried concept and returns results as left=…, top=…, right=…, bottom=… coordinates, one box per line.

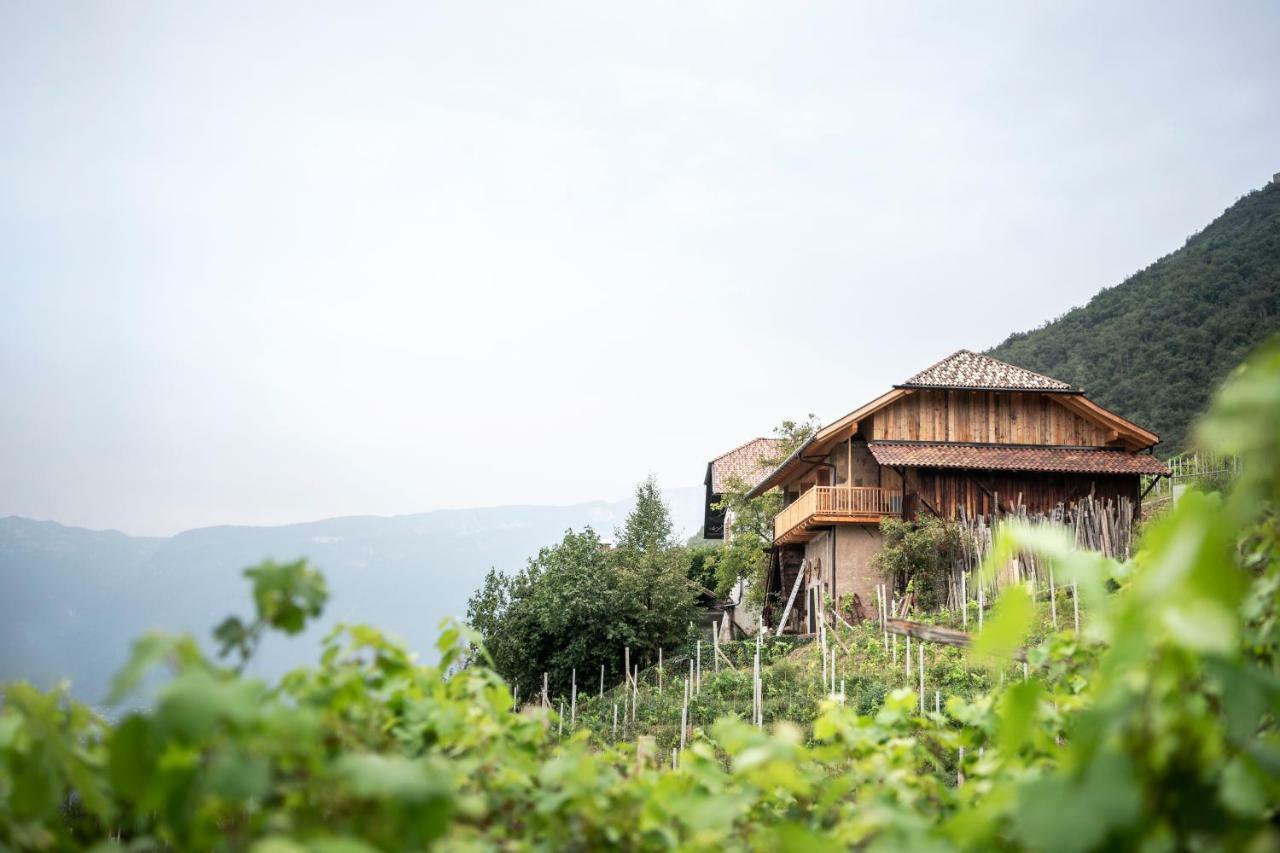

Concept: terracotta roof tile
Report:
left=708, top=438, right=787, bottom=493
left=868, top=442, right=1169, bottom=475
left=902, top=350, right=1073, bottom=391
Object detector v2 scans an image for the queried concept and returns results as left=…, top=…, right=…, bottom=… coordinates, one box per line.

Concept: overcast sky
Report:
left=2, top=2, right=1278, bottom=536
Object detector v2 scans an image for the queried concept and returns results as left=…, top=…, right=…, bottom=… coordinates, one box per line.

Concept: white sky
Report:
left=2, top=2, right=1278, bottom=536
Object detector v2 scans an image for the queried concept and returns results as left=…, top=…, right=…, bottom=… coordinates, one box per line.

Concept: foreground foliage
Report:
left=3, top=341, right=1280, bottom=850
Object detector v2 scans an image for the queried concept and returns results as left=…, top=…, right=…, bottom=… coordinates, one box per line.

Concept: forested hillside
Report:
left=988, top=180, right=1280, bottom=454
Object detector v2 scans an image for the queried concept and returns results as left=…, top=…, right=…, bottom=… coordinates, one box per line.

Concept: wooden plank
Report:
left=886, top=618, right=1027, bottom=662
left=775, top=558, right=807, bottom=636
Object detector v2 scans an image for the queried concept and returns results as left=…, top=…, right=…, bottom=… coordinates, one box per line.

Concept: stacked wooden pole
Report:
left=953, top=495, right=1135, bottom=609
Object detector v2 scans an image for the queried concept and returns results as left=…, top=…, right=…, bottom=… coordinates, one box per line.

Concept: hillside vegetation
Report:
left=988, top=180, right=1280, bottom=454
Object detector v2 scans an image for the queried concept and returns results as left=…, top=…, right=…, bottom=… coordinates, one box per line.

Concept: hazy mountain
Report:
left=0, top=486, right=705, bottom=705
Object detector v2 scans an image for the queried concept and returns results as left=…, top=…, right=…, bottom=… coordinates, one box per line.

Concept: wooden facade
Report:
left=868, top=390, right=1114, bottom=447
left=899, top=468, right=1140, bottom=521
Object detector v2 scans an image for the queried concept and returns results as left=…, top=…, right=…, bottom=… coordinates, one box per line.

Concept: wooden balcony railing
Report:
left=773, top=486, right=900, bottom=541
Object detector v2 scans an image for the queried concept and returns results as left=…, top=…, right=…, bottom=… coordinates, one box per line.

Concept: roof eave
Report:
left=892, top=384, right=1081, bottom=393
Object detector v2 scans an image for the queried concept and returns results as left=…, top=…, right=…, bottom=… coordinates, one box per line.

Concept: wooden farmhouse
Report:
left=704, top=350, right=1169, bottom=635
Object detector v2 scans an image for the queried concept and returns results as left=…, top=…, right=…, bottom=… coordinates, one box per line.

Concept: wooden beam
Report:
left=886, top=618, right=1026, bottom=662
left=775, top=558, right=807, bottom=636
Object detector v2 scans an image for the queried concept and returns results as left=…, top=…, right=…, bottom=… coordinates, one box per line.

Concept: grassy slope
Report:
left=987, top=181, right=1280, bottom=455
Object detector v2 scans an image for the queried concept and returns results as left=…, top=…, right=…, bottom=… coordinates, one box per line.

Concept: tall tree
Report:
left=615, top=475, right=675, bottom=553
left=466, top=527, right=619, bottom=697
left=465, top=478, right=696, bottom=695
left=612, top=477, right=697, bottom=664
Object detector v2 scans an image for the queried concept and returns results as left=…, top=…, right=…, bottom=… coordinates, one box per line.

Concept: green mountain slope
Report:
left=988, top=180, right=1280, bottom=455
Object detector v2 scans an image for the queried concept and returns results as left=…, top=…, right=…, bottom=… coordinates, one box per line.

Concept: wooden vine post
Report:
left=713, top=619, right=720, bottom=674
left=1049, top=566, right=1058, bottom=629
left=918, top=643, right=925, bottom=714
left=680, top=677, right=689, bottom=753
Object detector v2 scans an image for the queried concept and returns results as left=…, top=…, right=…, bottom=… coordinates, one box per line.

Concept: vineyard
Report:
left=2, top=338, right=1279, bottom=850
left=536, top=603, right=1052, bottom=759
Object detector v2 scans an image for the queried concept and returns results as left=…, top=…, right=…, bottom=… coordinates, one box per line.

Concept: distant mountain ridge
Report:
left=988, top=180, right=1280, bottom=455
left=0, top=488, right=704, bottom=705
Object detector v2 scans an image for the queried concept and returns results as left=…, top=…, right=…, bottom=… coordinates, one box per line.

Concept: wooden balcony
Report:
left=773, top=486, right=900, bottom=544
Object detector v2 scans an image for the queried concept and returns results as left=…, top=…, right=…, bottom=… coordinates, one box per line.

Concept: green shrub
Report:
left=873, top=515, right=968, bottom=610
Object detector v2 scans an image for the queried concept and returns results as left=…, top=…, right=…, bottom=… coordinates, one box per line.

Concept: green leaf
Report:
left=332, top=753, right=450, bottom=804
left=155, top=669, right=265, bottom=741
left=213, top=616, right=251, bottom=660
left=1011, top=750, right=1141, bottom=852
left=107, top=632, right=193, bottom=704
left=970, top=583, right=1034, bottom=669
left=245, top=558, right=328, bottom=636
left=997, top=681, right=1043, bottom=757
left=205, top=749, right=271, bottom=801
left=1161, top=599, right=1237, bottom=653
left=107, top=714, right=157, bottom=801
left=1220, top=756, right=1268, bottom=817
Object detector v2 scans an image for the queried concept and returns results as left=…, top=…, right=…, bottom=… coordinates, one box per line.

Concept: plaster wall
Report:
left=799, top=524, right=884, bottom=627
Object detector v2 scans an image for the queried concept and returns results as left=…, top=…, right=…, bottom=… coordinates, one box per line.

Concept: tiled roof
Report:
left=868, top=442, right=1169, bottom=475
left=901, top=350, right=1073, bottom=391
left=708, top=438, right=787, bottom=493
